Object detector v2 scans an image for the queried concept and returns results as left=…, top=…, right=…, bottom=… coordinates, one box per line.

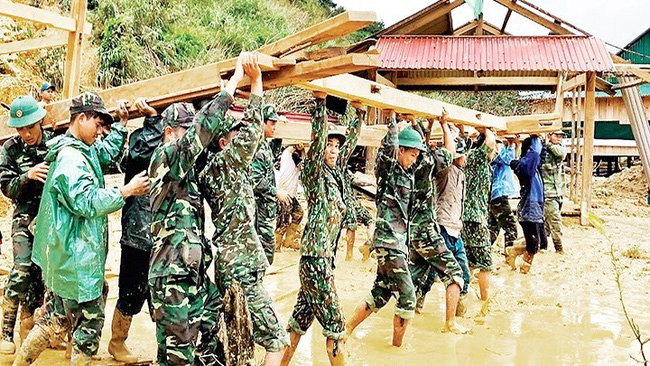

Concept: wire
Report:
left=604, top=41, right=650, bottom=62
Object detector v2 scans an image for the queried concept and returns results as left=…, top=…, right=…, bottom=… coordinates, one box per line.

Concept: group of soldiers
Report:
left=0, top=49, right=568, bottom=366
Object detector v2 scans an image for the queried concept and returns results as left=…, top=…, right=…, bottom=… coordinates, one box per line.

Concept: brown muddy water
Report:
left=0, top=182, right=648, bottom=365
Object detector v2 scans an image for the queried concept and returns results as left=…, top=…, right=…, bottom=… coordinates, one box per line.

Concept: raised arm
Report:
left=95, top=123, right=128, bottom=171
left=518, top=136, right=542, bottom=178
left=338, top=102, right=365, bottom=169
left=223, top=95, right=265, bottom=168
left=300, top=94, right=328, bottom=188
left=375, top=109, right=398, bottom=175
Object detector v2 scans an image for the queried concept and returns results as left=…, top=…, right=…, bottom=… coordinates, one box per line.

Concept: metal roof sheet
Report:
left=377, top=36, right=614, bottom=72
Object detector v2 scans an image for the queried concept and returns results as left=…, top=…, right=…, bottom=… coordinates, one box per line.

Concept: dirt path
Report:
left=0, top=180, right=648, bottom=365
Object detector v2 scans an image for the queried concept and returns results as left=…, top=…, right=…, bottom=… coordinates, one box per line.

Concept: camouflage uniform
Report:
left=198, top=95, right=288, bottom=352
left=341, top=170, right=373, bottom=231
left=148, top=93, right=233, bottom=366
left=540, top=143, right=566, bottom=251
left=461, top=143, right=494, bottom=271
left=0, top=130, right=51, bottom=342
left=288, top=98, right=363, bottom=340
left=408, top=139, right=464, bottom=301
left=367, top=115, right=416, bottom=320
left=251, top=139, right=278, bottom=265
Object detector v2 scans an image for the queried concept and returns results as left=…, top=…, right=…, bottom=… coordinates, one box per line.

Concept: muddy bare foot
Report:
left=442, top=321, right=471, bottom=334
left=478, top=298, right=490, bottom=317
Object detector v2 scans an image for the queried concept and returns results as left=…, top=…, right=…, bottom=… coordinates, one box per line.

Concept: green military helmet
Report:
left=262, top=104, right=288, bottom=122
left=8, top=95, right=47, bottom=128
left=398, top=126, right=427, bottom=151
left=454, top=137, right=467, bottom=158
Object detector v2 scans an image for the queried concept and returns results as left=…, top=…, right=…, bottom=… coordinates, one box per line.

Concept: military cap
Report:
left=262, top=104, right=288, bottom=122
left=161, top=102, right=196, bottom=129
left=327, top=123, right=346, bottom=145
left=398, top=126, right=427, bottom=152
left=70, top=92, right=112, bottom=123
left=40, top=82, right=55, bottom=92
left=454, top=137, right=467, bottom=158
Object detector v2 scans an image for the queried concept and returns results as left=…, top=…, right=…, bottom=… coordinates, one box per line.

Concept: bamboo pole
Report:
left=580, top=72, right=596, bottom=225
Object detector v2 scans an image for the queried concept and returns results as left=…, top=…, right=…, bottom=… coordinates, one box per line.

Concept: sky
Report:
left=334, top=0, right=650, bottom=54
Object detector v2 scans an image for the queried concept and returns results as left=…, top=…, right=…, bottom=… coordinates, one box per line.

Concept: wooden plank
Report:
left=612, top=78, right=646, bottom=90
left=595, top=76, right=615, bottom=96
left=482, top=22, right=505, bottom=36
left=301, top=74, right=507, bottom=129
left=365, top=106, right=378, bottom=174
left=0, top=53, right=378, bottom=139
left=0, top=31, right=67, bottom=54
left=453, top=21, right=478, bottom=36
left=516, top=0, right=590, bottom=35
left=554, top=75, right=564, bottom=113
left=0, top=0, right=91, bottom=33
left=628, top=70, right=650, bottom=84
left=580, top=72, right=596, bottom=226
left=257, top=11, right=377, bottom=57
left=613, top=64, right=650, bottom=72
left=397, top=0, right=465, bottom=35
left=500, top=0, right=516, bottom=34
left=375, top=73, right=396, bottom=88
left=396, top=76, right=558, bottom=86
left=504, top=113, right=562, bottom=134
left=492, top=0, right=572, bottom=35
left=62, top=0, right=87, bottom=98
left=561, top=73, right=586, bottom=92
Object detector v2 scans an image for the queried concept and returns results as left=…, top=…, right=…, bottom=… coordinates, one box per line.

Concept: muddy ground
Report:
left=0, top=173, right=648, bottom=365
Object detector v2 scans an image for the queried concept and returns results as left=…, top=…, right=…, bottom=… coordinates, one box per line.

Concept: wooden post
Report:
left=62, top=0, right=87, bottom=98
left=365, top=106, right=378, bottom=175
left=569, top=87, right=577, bottom=202
left=580, top=72, right=596, bottom=225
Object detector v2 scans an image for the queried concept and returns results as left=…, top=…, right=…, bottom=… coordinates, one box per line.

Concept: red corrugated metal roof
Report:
left=377, top=36, right=614, bottom=72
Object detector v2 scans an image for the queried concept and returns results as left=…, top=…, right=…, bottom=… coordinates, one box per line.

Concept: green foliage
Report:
left=91, top=0, right=333, bottom=87
left=418, top=91, right=532, bottom=116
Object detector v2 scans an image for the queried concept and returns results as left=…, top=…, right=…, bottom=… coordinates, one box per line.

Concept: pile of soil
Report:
left=593, top=164, right=650, bottom=217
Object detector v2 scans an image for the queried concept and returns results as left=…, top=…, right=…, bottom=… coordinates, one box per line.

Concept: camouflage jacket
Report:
left=148, top=91, right=233, bottom=282
left=540, top=143, right=566, bottom=198
left=251, top=139, right=277, bottom=216
left=121, top=115, right=163, bottom=252
left=463, top=143, right=493, bottom=223
left=198, top=95, right=268, bottom=280
left=373, top=115, right=413, bottom=255
left=410, top=144, right=453, bottom=243
left=300, top=98, right=363, bottom=258
left=0, top=130, right=53, bottom=218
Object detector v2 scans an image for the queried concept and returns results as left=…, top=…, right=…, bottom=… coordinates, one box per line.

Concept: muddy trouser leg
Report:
left=412, top=235, right=465, bottom=292
left=288, top=257, right=346, bottom=341
left=408, top=250, right=430, bottom=300
left=544, top=197, right=563, bottom=251
left=520, top=221, right=542, bottom=255
left=257, top=201, right=277, bottom=266
left=441, top=226, right=470, bottom=296
left=151, top=275, right=205, bottom=366
left=57, top=295, right=105, bottom=358
left=367, top=248, right=415, bottom=320
left=488, top=199, right=502, bottom=246
left=3, top=214, right=44, bottom=341
left=233, top=271, right=289, bottom=351
left=116, top=245, right=152, bottom=317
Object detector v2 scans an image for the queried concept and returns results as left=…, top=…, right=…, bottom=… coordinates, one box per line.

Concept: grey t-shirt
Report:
left=435, top=164, right=465, bottom=238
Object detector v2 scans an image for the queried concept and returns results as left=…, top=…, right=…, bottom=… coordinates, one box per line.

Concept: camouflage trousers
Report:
left=288, top=256, right=345, bottom=340
left=342, top=196, right=373, bottom=231
left=462, top=221, right=493, bottom=271
left=36, top=290, right=106, bottom=357
left=366, top=248, right=416, bottom=320
left=408, top=231, right=465, bottom=300
left=256, top=200, right=277, bottom=265
left=218, top=270, right=288, bottom=351
left=543, top=197, right=563, bottom=251
left=275, top=197, right=303, bottom=235
left=150, top=274, right=209, bottom=366
left=2, top=213, right=45, bottom=341
left=488, top=196, right=518, bottom=250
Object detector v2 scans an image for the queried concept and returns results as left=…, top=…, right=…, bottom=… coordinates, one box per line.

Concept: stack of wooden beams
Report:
left=0, top=11, right=379, bottom=141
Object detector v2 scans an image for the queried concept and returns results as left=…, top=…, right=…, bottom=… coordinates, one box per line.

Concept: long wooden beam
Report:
left=62, top=0, right=87, bottom=98
left=505, top=113, right=562, bottom=134
left=0, top=0, right=91, bottom=33
left=580, top=71, right=596, bottom=225
left=561, top=73, right=586, bottom=92
left=397, top=0, right=465, bottom=35
left=275, top=121, right=388, bottom=147
left=0, top=53, right=377, bottom=140
left=396, top=76, right=558, bottom=86
left=258, top=10, right=377, bottom=57
left=301, top=74, right=507, bottom=129
left=453, top=20, right=478, bottom=36
left=500, top=0, right=516, bottom=34
left=492, top=0, right=572, bottom=35
left=0, top=31, right=67, bottom=54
